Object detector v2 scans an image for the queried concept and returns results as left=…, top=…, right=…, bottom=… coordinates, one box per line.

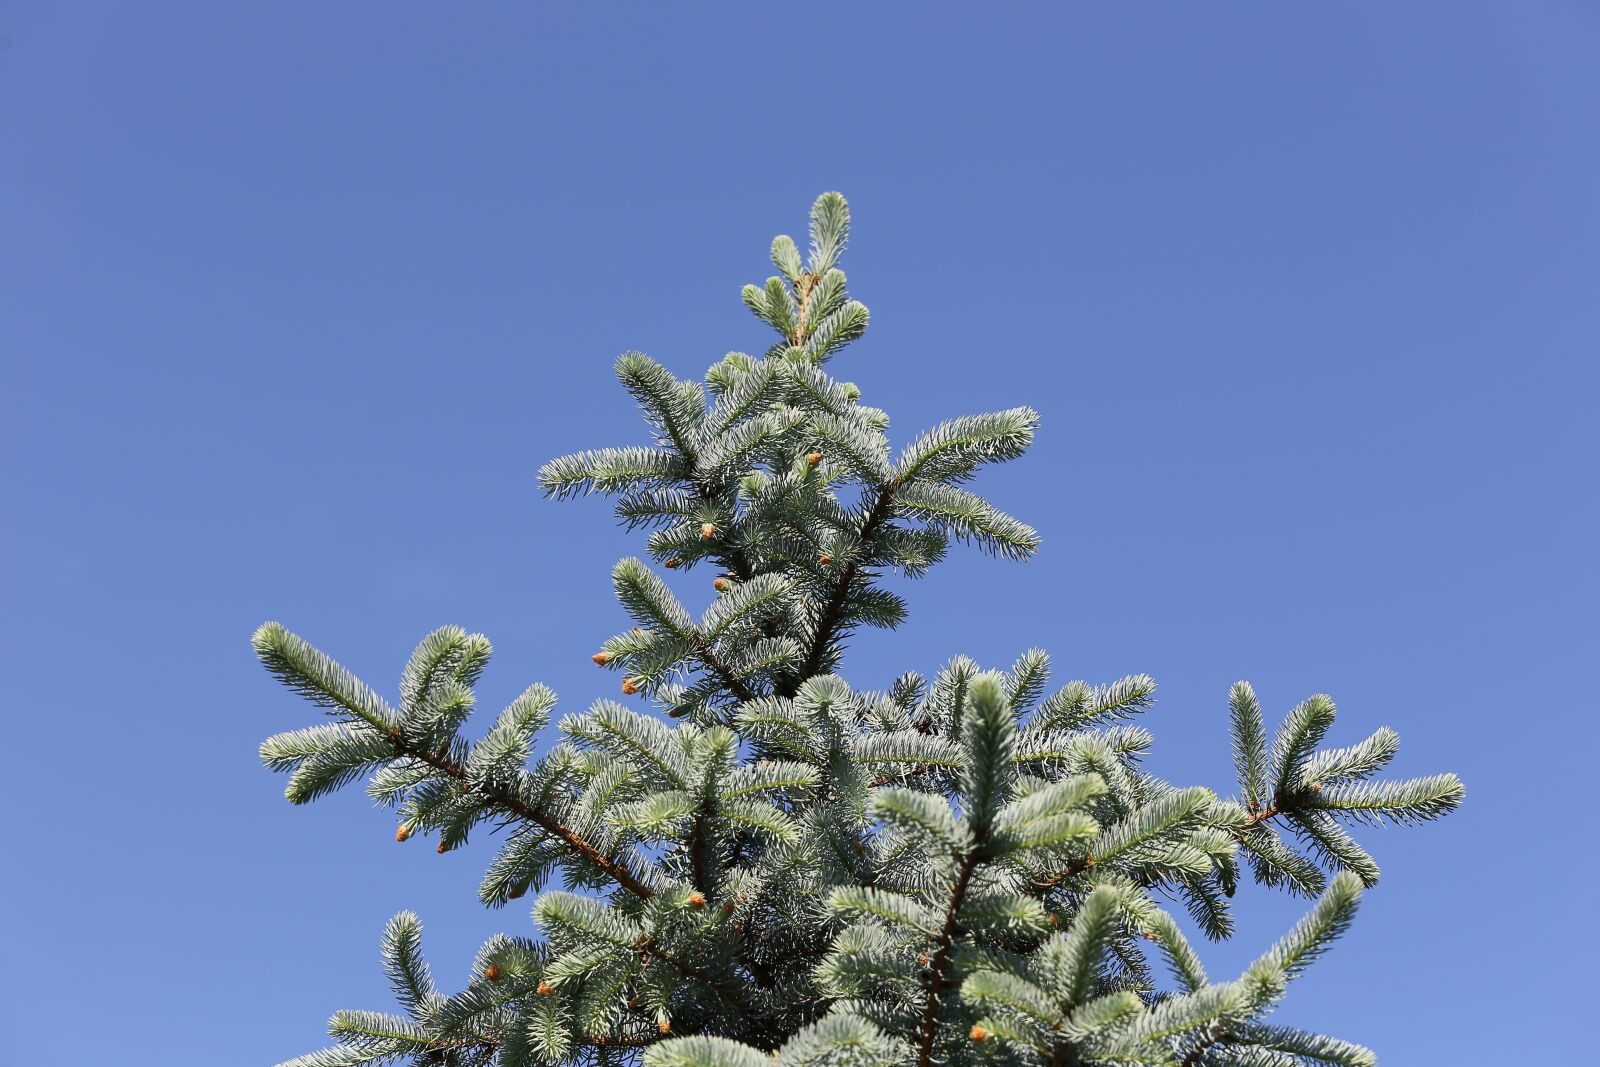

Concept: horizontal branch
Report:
left=399, top=739, right=656, bottom=901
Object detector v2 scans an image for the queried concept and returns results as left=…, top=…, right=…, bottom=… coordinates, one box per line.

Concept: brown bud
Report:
left=700, top=523, right=717, bottom=541
left=622, top=678, right=641, bottom=695
left=388, top=725, right=405, bottom=745
left=688, top=891, right=707, bottom=910
left=507, top=884, right=526, bottom=900
left=592, top=651, right=610, bottom=666
left=1047, top=913, right=1058, bottom=926
left=714, top=578, right=729, bottom=592
left=537, top=980, right=554, bottom=997
left=395, top=825, right=412, bottom=843
left=665, top=558, right=680, bottom=569
left=484, top=963, right=503, bottom=982
left=657, top=1019, right=672, bottom=1035
left=628, top=996, right=639, bottom=1009
left=436, top=841, right=451, bottom=854
left=917, top=950, right=929, bottom=967
left=806, top=451, right=822, bottom=466
left=737, top=892, right=749, bottom=903
left=970, top=1025, right=988, bottom=1043
left=818, top=554, right=833, bottom=565
left=722, top=900, right=736, bottom=916
left=731, top=921, right=743, bottom=932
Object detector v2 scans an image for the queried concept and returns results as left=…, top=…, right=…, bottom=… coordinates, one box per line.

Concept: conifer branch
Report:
left=1241, top=803, right=1280, bottom=829
left=688, top=813, right=709, bottom=896
left=640, top=938, right=746, bottom=1014
left=690, top=632, right=758, bottom=705
left=1180, top=1026, right=1227, bottom=1067
left=789, top=480, right=899, bottom=693
left=586, top=1033, right=658, bottom=1048
left=398, top=740, right=657, bottom=901
left=692, top=482, right=757, bottom=582
left=918, top=847, right=982, bottom=1067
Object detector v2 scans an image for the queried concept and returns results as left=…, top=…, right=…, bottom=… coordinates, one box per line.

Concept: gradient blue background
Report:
left=2, top=3, right=1594, bottom=1063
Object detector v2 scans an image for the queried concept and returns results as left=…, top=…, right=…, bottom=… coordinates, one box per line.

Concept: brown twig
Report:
left=1230, top=802, right=1283, bottom=844
left=587, top=1032, right=659, bottom=1049
left=691, top=631, right=758, bottom=704
left=398, top=741, right=656, bottom=901
left=1181, top=1024, right=1232, bottom=1066
left=638, top=938, right=746, bottom=1014
left=787, top=482, right=898, bottom=694
left=869, top=761, right=947, bottom=787
left=918, top=847, right=982, bottom=1067
left=689, top=812, right=709, bottom=898
left=1035, top=855, right=1095, bottom=893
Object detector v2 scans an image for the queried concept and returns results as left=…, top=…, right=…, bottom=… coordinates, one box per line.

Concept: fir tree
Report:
left=254, top=193, right=1463, bottom=1067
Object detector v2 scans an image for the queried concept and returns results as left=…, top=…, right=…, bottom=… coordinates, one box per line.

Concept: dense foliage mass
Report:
left=255, top=194, right=1462, bottom=1067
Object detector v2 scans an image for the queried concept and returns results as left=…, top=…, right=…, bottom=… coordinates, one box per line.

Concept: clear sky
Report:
left=2, top=3, right=1595, bottom=1063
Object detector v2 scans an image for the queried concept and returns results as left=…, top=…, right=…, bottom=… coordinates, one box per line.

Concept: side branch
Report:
left=400, top=741, right=657, bottom=901
left=790, top=481, right=899, bottom=692
left=691, top=632, right=758, bottom=704
left=640, top=938, right=747, bottom=1014
left=694, top=479, right=757, bottom=582
left=1181, top=1025, right=1230, bottom=1066
left=587, top=1033, right=659, bottom=1049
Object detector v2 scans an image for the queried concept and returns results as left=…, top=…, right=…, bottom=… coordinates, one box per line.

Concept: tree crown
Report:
left=255, top=193, right=1462, bottom=1067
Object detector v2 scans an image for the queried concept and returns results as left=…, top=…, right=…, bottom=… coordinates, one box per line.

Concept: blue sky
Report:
left=2, top=3, right=1595, bottom=1063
